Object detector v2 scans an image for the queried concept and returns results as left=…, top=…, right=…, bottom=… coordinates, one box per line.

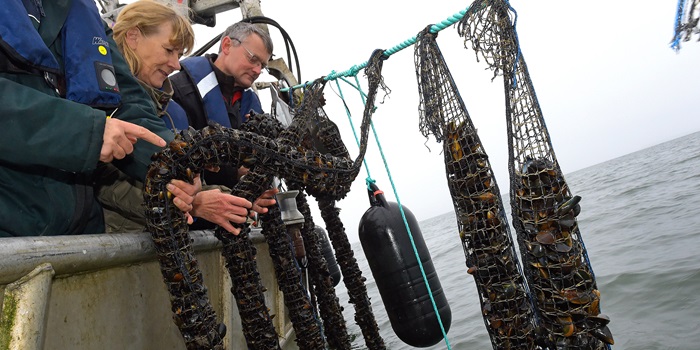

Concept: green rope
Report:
left=280, top=5, right=471, bottom=92
left=338, top=77, right=369, bottom=101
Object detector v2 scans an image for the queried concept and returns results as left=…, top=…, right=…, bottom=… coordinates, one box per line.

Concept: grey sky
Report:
left=190, top=0, right=699, bottom=243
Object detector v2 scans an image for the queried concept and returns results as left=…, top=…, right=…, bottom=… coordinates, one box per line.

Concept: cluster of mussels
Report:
left=318, top=198, right=386, bottom=350
left=445, top=121, right=537, bottom=349
left=514, top=158, right=613, bottom=348
left=292, top=185, right=352, bottom=350
left=259, top=201, right=326, bottom=350
left=226, top=114, right=339, bottom=350
left=454, top=2, right=614, bottom=348
left=281, top=56, right=387, bottom=350
left=214, top=225, right=280, bottom=350
left=144, top=140, right=226, bottom=350
left=144, top=49, right=386, bottom=350
left=241, top=116, right=327, bottom=349
left=144, top=120, right=365, bottom=349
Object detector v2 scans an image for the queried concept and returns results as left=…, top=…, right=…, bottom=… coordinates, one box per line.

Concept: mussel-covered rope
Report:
left=309, top=51, right=388, bottom=350
left=414, top=24, right=536, bottom=349
left=318, top=198, right=385, bottom=349
left=144, top=151, right=226, bottom=350
left=235, top=115, right=327, bottom=350
left=218, top=115, right=286, bottom=350
left=213, top=225, right=281, bottom=350
left=282, top=69, right=385, bottom=348
left=289, top=54, right=388, bottom=349
left=290, top=185, right=352, bottom=350
left=276, top=79, right=353, bottom=349
left=457, top=1, right=614, bottom=348
left=144, top=88, right=379, bottom=348
left=227, top=108, right=350, bottom=349
left=259, top=198, right=326, bottom=349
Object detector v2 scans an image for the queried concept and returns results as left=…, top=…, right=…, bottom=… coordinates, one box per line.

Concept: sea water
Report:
left=338, top=131, right=700, bottom=349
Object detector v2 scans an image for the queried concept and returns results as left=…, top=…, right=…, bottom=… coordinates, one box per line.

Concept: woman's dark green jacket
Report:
left=0, top=1, right=173, bottom=237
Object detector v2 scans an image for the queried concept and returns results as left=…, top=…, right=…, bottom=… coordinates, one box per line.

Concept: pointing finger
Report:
left=122, top=122, right=166, bottom=148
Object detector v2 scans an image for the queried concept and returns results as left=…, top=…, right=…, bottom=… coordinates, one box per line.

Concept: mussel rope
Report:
left=331, top=75, right=452, bottom=350
left=280, top=5, right=473, bottom=93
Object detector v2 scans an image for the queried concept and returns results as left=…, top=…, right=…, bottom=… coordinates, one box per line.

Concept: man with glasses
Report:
left=169, top=21, right=275, bottom=230
left=170, top=22, right=272, bottom=131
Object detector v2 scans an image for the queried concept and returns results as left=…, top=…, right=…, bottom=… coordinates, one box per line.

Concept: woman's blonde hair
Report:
left=113, top=0, right=195, bottom=76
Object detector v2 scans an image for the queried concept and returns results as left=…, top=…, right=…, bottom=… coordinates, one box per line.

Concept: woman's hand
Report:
left=101, top=117, right=166, bottom=162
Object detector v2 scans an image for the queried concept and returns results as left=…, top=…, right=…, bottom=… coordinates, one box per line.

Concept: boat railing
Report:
left=0, top=229, right=295, bottom=350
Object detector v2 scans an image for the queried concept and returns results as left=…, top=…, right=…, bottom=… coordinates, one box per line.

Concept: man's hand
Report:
left=101, top=118, right=166, bottom=162
left=252, top=188, right=279, bottom=215
left=167, top=175, right=202, bottom=224
left=191, top=189, right=252, bottom=234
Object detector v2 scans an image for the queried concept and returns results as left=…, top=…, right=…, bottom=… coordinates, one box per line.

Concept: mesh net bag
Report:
left=458, top=1, right=613, bottom=348
left=414, top=23, right=537, bottom=349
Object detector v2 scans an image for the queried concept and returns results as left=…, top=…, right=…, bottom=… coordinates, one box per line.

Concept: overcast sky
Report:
left=177, top=0, right=700, bottom=243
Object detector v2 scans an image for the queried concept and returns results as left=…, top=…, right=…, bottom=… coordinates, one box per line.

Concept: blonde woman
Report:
left=98, top=0, right=275, bottom=234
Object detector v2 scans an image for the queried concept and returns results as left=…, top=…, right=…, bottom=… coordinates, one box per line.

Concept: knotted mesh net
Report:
left=458, top=1, right=613, bottom=348
left=415, top=23, right=537, bottom=349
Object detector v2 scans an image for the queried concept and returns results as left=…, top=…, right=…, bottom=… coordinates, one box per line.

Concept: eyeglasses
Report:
left=231, top=37, right=268, bottom=70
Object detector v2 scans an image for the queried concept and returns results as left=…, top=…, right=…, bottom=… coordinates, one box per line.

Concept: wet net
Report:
left=414, top=24, right=537, bottom=349
left=458, top=0, right=613, bottom=348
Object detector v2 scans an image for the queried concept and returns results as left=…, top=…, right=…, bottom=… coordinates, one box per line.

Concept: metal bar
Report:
left=0, top=231, right=221, bottom=285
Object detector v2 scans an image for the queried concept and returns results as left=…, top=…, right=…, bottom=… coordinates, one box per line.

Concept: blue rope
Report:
left=671, top=0, right=688, bottom=51
left=280, top=5, right=472, bottom=92
left=503, top=0, right=522, bottom=89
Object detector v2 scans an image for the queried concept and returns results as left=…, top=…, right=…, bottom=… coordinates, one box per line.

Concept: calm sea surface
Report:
left=335, top=131, right=700, bottom=349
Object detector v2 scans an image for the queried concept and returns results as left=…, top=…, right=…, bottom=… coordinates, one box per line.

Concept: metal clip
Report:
left=44, top=71, right=61, bottom=96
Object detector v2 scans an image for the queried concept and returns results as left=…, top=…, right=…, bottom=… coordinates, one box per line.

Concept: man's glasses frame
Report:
left=231, top=37, right=268, bottom=70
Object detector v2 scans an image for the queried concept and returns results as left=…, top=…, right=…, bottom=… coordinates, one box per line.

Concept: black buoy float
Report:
left=358, top=183, right=451, bottom=347
left=315, top=225, right=342, bottom=286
